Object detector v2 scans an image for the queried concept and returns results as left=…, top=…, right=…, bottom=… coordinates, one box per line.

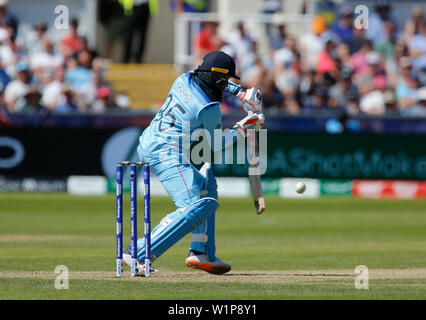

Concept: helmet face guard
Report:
left=196, top=70, right=229, bottom=91
left=211, top=71, right=229, bottom=91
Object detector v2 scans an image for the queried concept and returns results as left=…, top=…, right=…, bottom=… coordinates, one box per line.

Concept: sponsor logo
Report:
left=0, top=136, right=25, bottom=169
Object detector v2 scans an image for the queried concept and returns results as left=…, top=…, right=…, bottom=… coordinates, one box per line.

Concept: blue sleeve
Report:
left=198, top=103, right=222, bottom=149
left=224, top=80, right=242, bottom=95
left=198, top=103, right=241, bottom=151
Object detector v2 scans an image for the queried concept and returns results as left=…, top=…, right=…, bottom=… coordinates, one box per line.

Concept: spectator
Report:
left=123, top=0, right=152, bottom=63
left=386, top=40, right=409, bottom=88
left=19, top=86, right=50, bottom=126
left=259, top=78, right=282, bottom=110
left=218, top=37, right=237, bottom=63
left=115, top=90, right=131, bottom=109
left=0, top=97, right=10, bottom=125
left=346, top=90, right=361, bottom=116
left=366, top=1, right=397, bottom=45
left=20, top=86, right=43, bottom=113
left=65, top=51, right=92, bottom=90
left=0, top=0, right=18, bottom=39
left=0, top=34, right=19, bottom=77
left=4, top=61, right=30, bottom=112
left=92, top=85, right=117, bottom=112
left=298, top=68, right=317, bottom=110
left=300, top=16, right=327, bottom=70
left=248, top=59, right=274, bottom=102
left=309, top=83, right=329, bottom=112
left=328, top=68, right=360, bottom=114
left=299, top=71, right=329, bottom=113
left=29, top=39, right=64, bottom=73
left=99, top=0, right=126, bottom=60
left=336, top=43, right=352, bottom=70
left=55, top=86, right=81, bottom=113
left=41, top=66, right=66, bottom=111
left=268, top=24, right=287, bottom=51
left=408, top=21, right=426, bottom=72
left=24, top=21, right=48, bottom=57
left=275, top=49, right=301, bottom=102
left=240, top=41, right=259, bottom=85
left=331, top=6, right=353, bottom=41
left=419, top=66, right=426, bottom=87
left=359, top=78, right=386, bottom=115
left=260, top=0, right=282, bottom=36
left=402, top=86, right=426, bottom=116
left=226, top=22, right=255, bottom=68
left=344, top=25, right=366, bottom=55
left=365, top=51, right=385, bottom=80
left=61, top=18, right=82, bottom=58
left=272, top=35, right=296, bottom=70
left=383, top=89, right=398, bottom=115
left=317, top=39, right=337, bottom=75
left=375, top=21, right=396, bottom=62
left=404, top=6, right=424, bottom=45
left=193, top=21, right=221, bottom=65
left=395, top=56, right=420, bottom=111
left=350, top=39, right=374, bottom=79
left=80, top=36, right=99, bottom=61
left=0, top=18, right=8, bottom=44
left=0, top=56, right=10, bottom=92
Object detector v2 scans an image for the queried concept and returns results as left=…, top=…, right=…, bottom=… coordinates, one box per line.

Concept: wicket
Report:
left=116, top=161, right=151, bottom=277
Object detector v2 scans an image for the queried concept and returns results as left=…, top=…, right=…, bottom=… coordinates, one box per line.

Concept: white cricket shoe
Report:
left=185, top=251, right=231, bottom=275
left=123, top=248, right=158, bottom=276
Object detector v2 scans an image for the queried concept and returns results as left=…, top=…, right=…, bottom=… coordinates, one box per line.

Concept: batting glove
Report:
left=233, top=112, right=265, bottom=136
left=236, top=88, right=263, bottom=114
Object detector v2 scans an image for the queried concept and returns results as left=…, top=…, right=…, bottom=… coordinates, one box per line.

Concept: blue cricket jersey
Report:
left=138, top=72, right=241, bottom=163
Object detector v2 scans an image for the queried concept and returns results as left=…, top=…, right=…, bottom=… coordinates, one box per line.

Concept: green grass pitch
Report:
left=0, top=193, right=425, bottom=300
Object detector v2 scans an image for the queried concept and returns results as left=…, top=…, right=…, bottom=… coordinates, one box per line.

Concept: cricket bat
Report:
left=247, top=129, right=265, bottom=215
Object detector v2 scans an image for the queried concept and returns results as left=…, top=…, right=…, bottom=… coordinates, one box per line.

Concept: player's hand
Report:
left=233, top=112, right=265, bottom=136
left=236, top=88, right=263, bottom=114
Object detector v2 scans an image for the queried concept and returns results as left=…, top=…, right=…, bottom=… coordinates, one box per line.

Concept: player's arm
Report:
left=198, top=103, right=242, bottom=152
left=224, top=80, right=242, bottom=95
left=226, top=80, right=264, bottom=115
left=227, top=84, right=265, bottom=136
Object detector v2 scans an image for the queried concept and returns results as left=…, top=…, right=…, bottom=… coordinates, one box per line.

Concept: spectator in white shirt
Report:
left=29, top=39, right=64, bottom=73
left=4, top=61, right=31, bottom=112
left=41, top=66, right=66, bottom=110
left=300, top=16, right=327, bottom=70
left=24, top=21, right=48, bottom=57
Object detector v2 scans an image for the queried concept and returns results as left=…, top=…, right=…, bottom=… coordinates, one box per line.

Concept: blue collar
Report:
left=189, top=71, right=222, bottom=102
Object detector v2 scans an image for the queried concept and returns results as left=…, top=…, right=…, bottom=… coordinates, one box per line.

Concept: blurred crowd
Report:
left=193, top=3, right=426, bottom=117
left=0, top=0, right=128, bottom=121
left=1, top=0, right=426, bottom=121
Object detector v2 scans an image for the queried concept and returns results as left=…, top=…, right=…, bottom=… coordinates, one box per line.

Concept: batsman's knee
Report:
left=199, top=162, right=218, bottom=199
left=183, top=197, right=218, bottom=228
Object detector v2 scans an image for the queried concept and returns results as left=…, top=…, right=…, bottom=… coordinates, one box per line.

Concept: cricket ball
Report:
left=295, top=182, right=306, bottom=194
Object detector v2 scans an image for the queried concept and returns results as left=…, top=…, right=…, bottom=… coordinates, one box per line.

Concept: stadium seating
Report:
left=105, top=64, right=178, bottom=109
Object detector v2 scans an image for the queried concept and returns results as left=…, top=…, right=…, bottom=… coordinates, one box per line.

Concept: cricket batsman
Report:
left=123, top=51, right=264, bottom=274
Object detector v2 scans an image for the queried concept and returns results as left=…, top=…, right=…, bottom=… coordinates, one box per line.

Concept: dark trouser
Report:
left=123, top=3, right=150, bottom=63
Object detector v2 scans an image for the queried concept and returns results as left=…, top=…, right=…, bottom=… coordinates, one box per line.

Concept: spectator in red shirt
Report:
left=317, top=39, right=337, bottom=74
left=61, top=18, right=82, bottom=58
left=193, top=21, right=220, bottom=66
